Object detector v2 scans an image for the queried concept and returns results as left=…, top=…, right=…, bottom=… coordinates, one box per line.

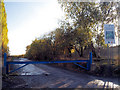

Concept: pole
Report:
left=107, top=44, right=110, bottom=66
left=88, top=52, right=92, bottom=70
left=111, top=45, right=114, bottom=65
left=90, top=52, right=92, bottom=65
left=107, top=44, right=109, bottom=65
left=4, top=53, right=8, bottom=74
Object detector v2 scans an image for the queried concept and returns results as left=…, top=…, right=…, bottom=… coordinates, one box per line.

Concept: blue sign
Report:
left=104, top=24, right=115, bottom=44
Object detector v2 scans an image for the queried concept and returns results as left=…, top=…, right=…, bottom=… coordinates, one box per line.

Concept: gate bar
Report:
left=74, top=62, right=88, bottom=70
left=7, top=60, right=89, bottom=64
left=8, top=64, right=29, bottom=74
left=4, top=52, right=92, bottom=74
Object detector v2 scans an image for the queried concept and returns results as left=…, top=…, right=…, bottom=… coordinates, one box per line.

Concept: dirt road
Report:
left=5, top=66, right=119, bottom=88
left=2, top=58, right=120, bottom=89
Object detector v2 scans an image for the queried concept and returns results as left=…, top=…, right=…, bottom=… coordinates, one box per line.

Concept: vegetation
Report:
left=0, top=2, right=9, bottom=56
left=25, top=2, right=118, bottom=61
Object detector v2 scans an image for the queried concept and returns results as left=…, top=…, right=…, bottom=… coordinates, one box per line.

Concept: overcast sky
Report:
left=4, top=0, right=64, bottom=55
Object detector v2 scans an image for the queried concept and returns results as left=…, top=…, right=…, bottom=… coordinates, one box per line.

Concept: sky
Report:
left=4, top=0, right=65, bottom=55
left=4, top=0, right=119, bottom=55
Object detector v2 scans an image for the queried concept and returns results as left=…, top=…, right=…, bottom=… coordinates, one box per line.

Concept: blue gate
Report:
left=4, top=52, right=92, bottom=74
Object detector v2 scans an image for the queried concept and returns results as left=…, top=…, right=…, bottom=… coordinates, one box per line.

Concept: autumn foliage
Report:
left=25, top=2, right=118, bottom=60
left=0, top=2, right=9, bottom=56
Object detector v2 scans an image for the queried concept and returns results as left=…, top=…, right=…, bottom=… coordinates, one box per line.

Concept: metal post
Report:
left=90, top=52, right=92, bottom=65
left=107, top=44, right=110, bottom=66
left=4, top=53, right=9, bottom=74
left=89, top=52, right=92, bottom=70
left=87, top=52, right=92, bottom=70
left=111, top=45, right=114, bottom=65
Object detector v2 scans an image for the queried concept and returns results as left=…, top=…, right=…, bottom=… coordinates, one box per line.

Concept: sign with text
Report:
left=104, top=24, right=115, bottom=44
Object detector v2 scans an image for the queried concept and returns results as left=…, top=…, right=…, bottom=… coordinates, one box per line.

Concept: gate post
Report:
left=90, top=52, right=92, bottom=65
left=87, top=52, right=92, bottom=70
left=4, top=53, right=8, bottom=74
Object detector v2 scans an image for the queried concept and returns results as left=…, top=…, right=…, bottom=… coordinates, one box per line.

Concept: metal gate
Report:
left=4, top=52, right=92, bottom=74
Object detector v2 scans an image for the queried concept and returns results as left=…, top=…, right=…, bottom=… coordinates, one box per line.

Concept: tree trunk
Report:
left=80, top=47, right=83, bottom=57
left=67, top=48, right=72, bottom=57
left=75, top=46, right=81, bottom=57
left=92, top=48, right=97, bottom=57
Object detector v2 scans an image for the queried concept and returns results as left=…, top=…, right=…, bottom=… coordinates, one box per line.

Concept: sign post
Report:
left=104, top=24, right=115, bottom=65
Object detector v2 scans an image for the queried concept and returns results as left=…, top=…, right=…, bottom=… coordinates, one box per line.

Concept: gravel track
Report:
left=2, top=59, right=120, bottom=89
